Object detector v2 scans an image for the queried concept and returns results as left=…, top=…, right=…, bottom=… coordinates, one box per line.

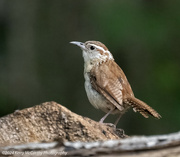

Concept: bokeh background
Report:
left=0, top=0, right=179, bottom=135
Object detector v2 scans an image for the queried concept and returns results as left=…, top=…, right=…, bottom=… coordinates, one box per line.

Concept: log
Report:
left=0, top=101, right=180, bottom=157
left=0, top=132, right=180, bottom=157
left=0, top=101, right=124, bottom=146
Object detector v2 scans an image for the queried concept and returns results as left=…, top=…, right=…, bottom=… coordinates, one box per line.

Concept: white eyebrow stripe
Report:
left=90, top=44, right=107, bottom=52
left=90, top=44, right=114, bottom=60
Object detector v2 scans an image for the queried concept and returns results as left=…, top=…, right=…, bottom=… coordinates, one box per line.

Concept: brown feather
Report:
left=90, top=60, right=133, bottom=111
left=90, top=60, right=161, bottom=119
left=124, top=97, right=161, bottom=119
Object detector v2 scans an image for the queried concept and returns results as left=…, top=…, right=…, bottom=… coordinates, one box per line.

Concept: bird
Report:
left=70, top=40, right=161, bottom=126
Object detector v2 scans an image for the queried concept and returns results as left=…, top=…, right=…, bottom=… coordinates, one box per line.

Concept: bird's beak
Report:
left=70, top=41, right=86, bottom=50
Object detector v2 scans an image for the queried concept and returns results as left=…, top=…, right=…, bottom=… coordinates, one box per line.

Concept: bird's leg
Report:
left=99, top=108, right=116, bottom=127
left=114, top=113, right=122, bottom=126
left=114, top=113, right=125, bottom=135
left=99, top=108, right=114, bottom=123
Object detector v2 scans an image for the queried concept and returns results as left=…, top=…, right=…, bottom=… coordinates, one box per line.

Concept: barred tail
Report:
left=124, top=97, right=161, bottom=119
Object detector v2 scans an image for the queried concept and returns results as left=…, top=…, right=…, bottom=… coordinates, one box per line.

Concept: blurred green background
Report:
left=0, top=0, right=179, bottom=136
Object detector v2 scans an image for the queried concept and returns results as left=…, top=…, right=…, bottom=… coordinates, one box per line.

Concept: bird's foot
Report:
left=99, top=122, right=116, bottom=128
left=115, top=128, right=129, bottom=138
left=116, top=128, right=124, bottom=136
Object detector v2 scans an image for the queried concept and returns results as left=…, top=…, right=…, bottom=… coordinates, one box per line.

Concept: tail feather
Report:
left=124, top=97, right=161, bottom=119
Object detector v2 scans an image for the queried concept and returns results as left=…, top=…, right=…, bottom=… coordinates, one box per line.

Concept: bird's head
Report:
left=70, top=41, right=114, bottom=63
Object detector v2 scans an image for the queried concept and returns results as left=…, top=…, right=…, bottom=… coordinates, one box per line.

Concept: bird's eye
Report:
left=90, top=46, right=95, bottom=50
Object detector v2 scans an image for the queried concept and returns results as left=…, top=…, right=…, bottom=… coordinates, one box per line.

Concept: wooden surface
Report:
left=0, top=101, right=179, bottom=157
left=0, top=102, right=124, bottom=147
left=1, top=132, right=180, bottom=157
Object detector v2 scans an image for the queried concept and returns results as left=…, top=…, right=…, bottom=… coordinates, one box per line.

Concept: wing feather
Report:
left=90, top=60, right=161, bottom=119
left=90, top=60, right=133, bottom=111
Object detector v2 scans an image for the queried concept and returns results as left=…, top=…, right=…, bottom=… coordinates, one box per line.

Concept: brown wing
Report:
left=90, top=60, right=134, bottom=111
left=90, top=60, right=161, bottom=119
